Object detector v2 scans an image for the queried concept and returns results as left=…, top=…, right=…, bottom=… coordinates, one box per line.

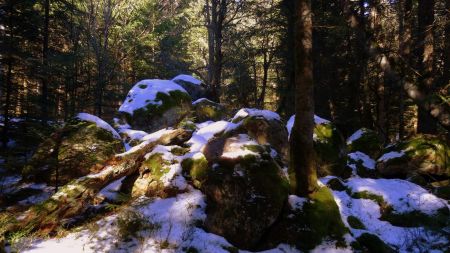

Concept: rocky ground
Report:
left=0, top=75, right=448, bottom=253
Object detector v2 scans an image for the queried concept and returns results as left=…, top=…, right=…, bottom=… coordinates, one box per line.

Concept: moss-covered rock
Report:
left=356, top=233, right=395, bottom=253
left=22, top=118, right=124, bottom=185
left=347, top=128, right=383, bottom=159
left=201, top=135, right=289, bottom=249
left=314, top=122, right=350, bottom=178
left=192, top=98, right=225, bottom=122
left=129, top=153, right=175, bottom=198
left=347, top=152, right=378, bottom=178
left=377, top=135, right=449, bottom=178
left=172, top=75, right=206, bottom=101
left=121, top=90, right=192, bottom=133
left=181, top=154, right=209, bottom=188
left=262, top=186, right=348, bottom=251
left=234, top=114, right=289, bottom=161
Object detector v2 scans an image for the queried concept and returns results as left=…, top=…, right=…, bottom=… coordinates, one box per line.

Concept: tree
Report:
left=289, top=0, right=318, bottom=197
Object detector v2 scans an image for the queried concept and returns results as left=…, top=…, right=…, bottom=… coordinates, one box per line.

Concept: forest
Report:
left=0, top=0, right=449, bottom=252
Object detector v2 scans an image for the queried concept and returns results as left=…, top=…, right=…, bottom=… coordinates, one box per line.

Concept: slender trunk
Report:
left=258, top=51, right=270, bottom=108
left=398, top=0, right=413, bottom=139
left=206, top=0, right=215, bottom=91
left=2, top=59, right=13, bottom=149
left=443, top=0, right=450, bottom=87
left=211, top=0, right=226, bottom=102
left=290, top=0, right=318, bottom=197
left=41, top=0, right=50, bottom=123
left=416, top=0, right=437, bottom=134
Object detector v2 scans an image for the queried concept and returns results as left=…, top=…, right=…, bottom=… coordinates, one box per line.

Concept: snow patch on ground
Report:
left=118, top=79, right=187, bottom=115
left=348, top=152, right=375, bottom=170
left=378, top=151, right=405, bottom=162
left=77, top=113, right=121, bottom=139
left=172, top=74, right=202, bottom=85
left=346, top=178, right=448, bottom=215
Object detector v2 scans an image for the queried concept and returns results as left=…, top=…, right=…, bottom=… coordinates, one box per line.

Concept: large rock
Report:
left=347, top=128, right=383, bottom=159
left=22, top=113, right=124, bottom=185
left=119, top=79, right=192, bottom=132
left=262, top=187, right=348, bottom=251
left=287, top=115, right=350, bottom=178
left=191, top=134, right=289, bottom=249
left=377, top=135, right=449, bottom=178
left=172, top=74, right=206, bottom=101
left=192, top=98, right=226, bottom=122
left=233, top=108, right=289, bottom=160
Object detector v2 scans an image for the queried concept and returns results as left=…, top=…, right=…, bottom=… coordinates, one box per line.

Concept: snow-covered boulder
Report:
left=287, top=115, right=349, bottom=177
left=233, top=108, right=289, bottom=160
left=347, top=151, right=378, bottom=178
left=377, top=135, right=450, bottom=178
left=119, top=79, right=192, bottom=133
left=22, top=113, right=124, bottom=185
left=196, top=134, right=289, bottom=249
left=192, top=98, right=226, bottom=122
left=347, top=128, right=383, bottom=159
left=172, top=74, right=206, bottom=101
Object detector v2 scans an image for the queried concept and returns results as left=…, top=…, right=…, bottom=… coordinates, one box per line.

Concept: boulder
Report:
left=287, top=115, right=349, bottom=177
left=377, top=135, right=449, bottom=178
left=347, top=128, right=383, bottom=159
left=197, top=134, right=289, bottom=249
left=233, top=108, right=289, bottom=160
left=172, top=74, right=206, bottom=101
left=22, top=113, right=124, bottom=185
left=347, top=151, right=378, bottom=178
left=118, top=79, right=192, bottom=132
left=192, top=98, right=225, bottom=122
left=262, top=187, right=348, bottom=251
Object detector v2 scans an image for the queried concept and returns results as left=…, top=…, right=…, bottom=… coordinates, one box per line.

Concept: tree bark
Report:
left=289, top=0, right=318, bottom=197
left=41, top=0, right=50, bottom=123
left=416, top=0, right=437, bottom=134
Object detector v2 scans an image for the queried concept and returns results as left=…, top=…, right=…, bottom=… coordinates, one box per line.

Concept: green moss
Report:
left=381, top=208, right=449, bottom=229
left=181, top=156, right=209, bottom=188
left=170, top=147, right=189, bottom=156
left=142, top=153, right=171, bottom=180
left=350, top=190, right=386, bottom=207
left=287, top=187, right=348, bottom=250
left=347, top=216, right=366, bottom=229
left=347, top=128, right=382, bottom=158
left=356, top=233, right=395, bottom=253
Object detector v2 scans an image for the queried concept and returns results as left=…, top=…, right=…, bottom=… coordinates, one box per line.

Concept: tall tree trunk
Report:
left=398, top=0, right=413, bottom=139
left=211, top=0, right=226, bottom=102
left=206, top=0, right=215, bottom=92
left=416, top=0, right=437, bottom=134
left=289, top=0, right=318, bottom=197
left=443, top=0, right=450, bottom=87
left=41, top=0, right=50, bottom=123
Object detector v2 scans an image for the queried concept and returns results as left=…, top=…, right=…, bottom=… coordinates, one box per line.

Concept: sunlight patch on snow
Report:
left=221, top=134, right=259, bottom=159
left=187, top=120, right=239, bottom=152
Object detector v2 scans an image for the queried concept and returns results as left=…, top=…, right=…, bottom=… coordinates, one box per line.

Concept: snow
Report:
left=233, top=108, right=281, bottom=122
left=345, top=178, right=448, bottom=215
left=192, top=97, right=214, bottom=105
left=348, top=152, right=375, bottom=170
left=172, top=74, right=202, bottom=85
left=287, top=114, right=331, bottom=138
left=119, top=129, right=148, bottom=141
left=378, top=151, right=405, bottom=162
left=288, top=195, right=308, bottom=211
left=220, top=134, right=259, bottom=159
left=98, top=177, right=125, bottom=201
left=76, top=113, right=121, bottom=139
left=346, top=129, right=365, bottom=145
left=331, top=188, right=448, bottom=252
left=187, top=120, right=239, bottom=152
left=118, top=79, right=188, bottom=115
left=117, top=128, right=176, bottom=156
